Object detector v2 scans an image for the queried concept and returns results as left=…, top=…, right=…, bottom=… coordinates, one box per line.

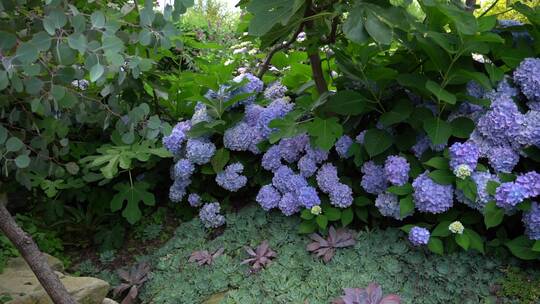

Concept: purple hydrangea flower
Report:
left=412, top=172, right=454, bottom=214
left=411, top=135, right=445, bottom=158
left=256, top=184, right=281, bottom=210
left=224, top=122, right=258, bottom=152
left=173, top=159, right=195, bottom=180
left=408, top=226, right=430, bottom=246
left=514, top=58, right=540, bottom=102
left=375, top=193, right=408, bottom=220
left=476, top=96, right=524, bottom=145
left=521, top=110, right=540, bottom=147
left=297, top=186, right=321, bottom=208
left=316, top=163, right=339, bottom=193
left=216, top=162, right=247, bottom=192
left=516, top=171, right=540, bottom=198
left=186, top=138, right=216, bottom=165
left=355, top=130, right=366, bottom=145
left=169, top=179, right=187, bottom=203
left=448, top=102, right=485, bottom=123
left=384, top=156, right=410, bottom=186
left=449, top=141, right=480, bottom=171
left=232, top=73, right=264, bottom=106
left=191, top=102, right=213, bottom=125
left=304, top=143, right=329, bottom=163
left=360, top=161, right=388, bottom=195
left=298, top=155, right=318, bottom=178
left=329, top=183, right=353, bottom=208
left=455, top=171, right=499, bottom=211
left=278, top=134, right=308, bottom=163
left=162, top=121, right=191, bottom=155
left=335, top=135, right=353, bottom=158
left=245, top=104, right=264, bottom=127
left=199, top=202, right=225, bottom=228
left=264, top=82, right=287, bottom=100
left=272, top=165, right=295, bottom=193
left=278, top=192, right=300, bottom=216
left=495, top=182, right=527, bottom=210
left=466, top=81, right=485, bottom=99
left=188, top=193, right=202, bottom=207
left=523, top=202, right=540, bottom=240
left=487, top=146, right=519, bottom=173
left=256, top=97, right=294, bottom=138
left=262, top=145, right=282, bottom=171
left=287, top=174, right=309, bottom=194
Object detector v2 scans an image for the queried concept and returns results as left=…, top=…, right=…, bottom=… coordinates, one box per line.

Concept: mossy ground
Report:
left=141, top=206, right=531, bottom=304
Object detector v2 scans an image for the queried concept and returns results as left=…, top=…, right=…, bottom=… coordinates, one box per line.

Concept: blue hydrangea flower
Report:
left=199, top=202, right=225, bottom=228
left=523, top=202, right=540, bottom=240
left=231, top=73, right=264, bottom=106
left=476, top=96, right=524, bottom=145
left=375, top=192, right=408, bottom=220
left=172, top=158, right=194, bottom=180
left=169, top=180, right=187, bottom=203
left=262, top=145, right=282, bottom=171
left=412, top=171, right=454, bottom=214
left=384, top=156, right=410, bottom=186
left=278, top=134, right=308, bottom=163
left=514, top=58, right=540, bottom=103
left=162, top=121, right=191, bottom=155
left=304, top=143, right=329, bottom=164
left=316, top=163, right=339, bottom=193
left=216, top=162, right=247, bottom=192
left=449, top=141, right=480, bottom=171
left=516, top=171, right=540, bottom=198
left=272, top=165, right=295, bottom=193
left=455, top=171, right=499, bottom=211
left=411, top=135, right=445, bottom=158
left=521, top=110, right=540, bottom=147
left=487, top=146, right=519, bottom=173
left=255, top=97, right=294, bottom=138
left=256, top=184, right=281, bottom=211
left=448, top=102, right=485, bottom=123
left=187, top=193, right=202, bottom=207
left=191, top=102, right=213, bottom=125
left=329, top=183, right=353, bottom=208
left=297, top=186, right=321, bottom=208
left=466, top=80, right=485, bottom=99
left=335, top=135, right=353, bottom=158
left=245, top=104, right=264, bottom=127
left=355, top=130, right=366, bottom=145
left=495, top=182, right=527, bottom=210
left=264, top=81, right=287, bottom=100
left=287, top=174, right=309, bottom=194
left=298, top=155, right=318, bottom=178
left=186, top=138, right=216, bottom=165
left=278, top=192, right=300, bottom=216
left=360, top=161, right=388, bottom=195
left=408, top=226, right=430, bottom=246
left=224, top=122, right=258, bottom=152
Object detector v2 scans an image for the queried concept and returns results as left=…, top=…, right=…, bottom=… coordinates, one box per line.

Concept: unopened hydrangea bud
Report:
left=448, top=221, right=464, bottom=234
left=311, top=205, right=322, bottom=215
left=453, top=164, right=472, bottom=179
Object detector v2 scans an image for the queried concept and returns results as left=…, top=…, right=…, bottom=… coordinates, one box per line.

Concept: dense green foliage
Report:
left=141, top=206, right=527, bottom=304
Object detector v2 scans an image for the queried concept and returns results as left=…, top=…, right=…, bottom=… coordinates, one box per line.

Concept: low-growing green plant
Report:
left=99, top=250, right=116, bottom=265
left=497, top=267, right=540, bottom=304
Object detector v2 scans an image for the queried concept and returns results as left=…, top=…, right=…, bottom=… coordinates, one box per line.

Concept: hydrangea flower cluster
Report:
left=216, top=163, right=247, bottom=192
left=448, top=221, right=464, bottom=234
left=523, top=202, right=540, bottom=240
left=360, top=161, right=388, bottom=195
left=199, top=202, right=225, bottom=228
left=375, top=193, right=408, bottom=220
left=335, top=135, right=353, bottom=158
left=408, top=226, right=430, bottom=246
left=455, top=171, right=499, bottom=211
left=316, top=163, right=353, bottom=208
left=496, top=171, right=540, bottom=211
left=449, top=141, right=479, bottom=173
left=384, top=156, right=410, bottom=186
left=412, top=172, right=454, bottom=214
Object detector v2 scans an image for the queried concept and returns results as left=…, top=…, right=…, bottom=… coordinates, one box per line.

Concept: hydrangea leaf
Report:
left=324, top=91, right=367, bottom=115
left=246, top=0, right=304, bottom=37
left=505, top=236, right=540, bottom=260
left=341, top=208, right=354, bottom=226
left=364, top=129, right=393, bottom=157
left=399, top=195, right=414, bottom=218
left=426, top=80, right=456, bottom=105
left=423, top=117, right=452, bottom=146
left=427, top=237, right=444, bottom=255
left=484, top=201, right=504, bottom=229
left=423, top=157, right=449, bottom=170
left=464, top=229, right=484, bottom=254
left=307, top=117, right=343, bottom=151
left=451, top=117, right=475, bottom=139
left=431, top=221, right=452, bottom=237
left=388, top=183, right=413, bottom=195
left=455, top=233, right=470, bottom=250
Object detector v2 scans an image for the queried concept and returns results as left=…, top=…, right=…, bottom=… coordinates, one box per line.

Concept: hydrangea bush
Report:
left=159, top=1, right=540, bottom=260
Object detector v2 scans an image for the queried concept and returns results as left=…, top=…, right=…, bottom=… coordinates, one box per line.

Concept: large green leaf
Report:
left=363, top=129, right=393, bottom=157
left=111, top=182, right=156, bottom=224
left=364, top=11, right=392, bottom=45
left=247, top=0, right=304, bottom=37
left=307, top=117, right=343, bottom=151
left=423, top=117, right=452, bottom=145
left=426, top=80, right=456, bottom=104
left=343, top=6, right=368, bottom=44
left=505, top=236, right=540, bottom=260
left=324, top=91, right=367, bottom=115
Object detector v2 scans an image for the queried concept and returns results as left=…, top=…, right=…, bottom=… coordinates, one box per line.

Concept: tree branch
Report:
left=305, top=1, right=328, bottom=95
left=256, top=23, right=305, bottom=79
left=0, top=194, right=76, bottom=304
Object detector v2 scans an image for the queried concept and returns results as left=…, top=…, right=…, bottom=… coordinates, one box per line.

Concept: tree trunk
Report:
left=0, top=194, right=76, bottom=304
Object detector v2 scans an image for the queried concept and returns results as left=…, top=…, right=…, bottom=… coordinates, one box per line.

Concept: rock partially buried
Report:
left=0, top=254, right=109, bottom=304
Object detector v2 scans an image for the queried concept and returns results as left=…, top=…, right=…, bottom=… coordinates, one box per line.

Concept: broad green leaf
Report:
left=0, top=31, right=16, bottom=51
left=316, top=214, right=328, bottom=229
left=298, top=220, right=317, bottom=234
left=387, top=183, right=413, bottom=195
left=423, top=117, right=452, bottom=145
left=325, top=207, right=341, bottom=221
left=300, top=209, right=314, bottom=220
left=455, top=233, right=470, bottom=250
left=307, top=117, right=343, bottom=151
left=399, top=195, right=414, bottom=217
left=533, top=240, right=540, bottom=252
left=102, top=35, right=124, bottom=54
left=464, top=229, right=484, bottom=253
left=325, top=91, right=367, bottom=115
left=90, top=64, right=105, bottom=82
left=51, top=85, right=66, bottom=101
left=426, top=80, right=456, bottom=104
left=91, top=11, right=106, bottom=28
left=437, top=2, right=477, bottom=35
left=431, top=221, right=452, bottom=237
left=505, top=236, right=540, bottom=260
left=16, top=42, right=39, bottom=64
left=423, top=157, right=449, bottom=170
left=111, top=182, right=155, bottom=224
left=379, top=100, right=414, bottom=127
left=365, top=12, right=392, bottom=45
left=30, top=32, right=52, bottom=51
left=211, top=148, right=230, bottom=173
left=0, top=126, right=7, bottom=144
left=456, top=177, right=477, bottom=201
left=0, top=70, right=8, bottom=91
left=341, top=208, right=354, bottom=226
left=428, top=237, right=444, bottom=255
left=428, top=170, right=455, bottom=185
left=67, top=33, right=88, bottom=53
left=343, top=6, right=368, bottom=44
left=15, top=154, right=30, bottom=168
left=484, top=201, right=504, bottom=229
left=363, top=129, right=393, bottom=157
left=246, top=0, right=304, bottom=36
left=451, top=117, right=475, bottom=139
left=24, top=77, right=43, bottom=95
left=6, top=137, right=24, bottom=152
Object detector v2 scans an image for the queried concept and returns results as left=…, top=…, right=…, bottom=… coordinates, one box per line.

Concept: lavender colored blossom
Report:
left=455, top=171, right=499, bottom=211
left=384, top=156, right=410, bottom=186
left=516, top=171, right=540, bottom=198
left=224, top=122, right=258, bottom=152
left=264, top=82, right=287, bottom=100
left=256, top=97, right=294, bottom=138
left=521, top=110, right=540, bottom=147
left=216, top=163, right=247, bottom=192
left=514, top=58, right=540, bottom=102
left=316, top=163, right=339, bottom=193
left=262, top=145, right=282, bottom=171
left=449, top=141, right=480, bottom=171
left=408, top=226, right=430, bottom=246
left=487, top=146, right=519, bottom=173
left=169, top=179, right=190, bottom=203
left=304, top=143, right=329, bottom=163
left=256, top=185, right=281, bottom=211
left=335, top=135, right=353, bottom=158
left=523, top=202, right=540, bottom=240
left=191, top=102, right=213, bottom=125
left=199, top=202, right=225, bottom=228
left=329, top=183, right=353, bottom=208
left=495, top=182, right=527, bottom=210
left=232, top=73, right=264, bottom=106
left=411, top=135, right=445, bottom=158
left=162, top=121, right=191, bottom=155
left=245, top=104, right=264, bottom=127
left=375, top=193, right=407, bottom=220
left=272, top=165, right=295, bottom=193
left=297, top=186, right=321, bottom=208
left=186, top=138, right=216, bottom=165
left=360, top=161, right=388, bottom=195
left=476, top=96, right=524, bottom=145
left=298, top=155, right=318, bottom=178
left=355, top=130, right=366, bottom=145
left=448, top=102, right=485, bottom=123
left=412, top=172, right=454, bottom=214
left=466, top=81, right=485, bottom=99
left=173, top=159, right=195, bottom=180
left=287, top=174, right=309, bottom=194
left=278, top=192, right=300, bottom=216
left=188, top=193, right=202, bottom=207
left=278, top=134, right=308, bottom=163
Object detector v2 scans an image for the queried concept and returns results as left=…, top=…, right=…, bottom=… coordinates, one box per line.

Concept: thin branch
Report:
left=479, top=0, right=500, bottom=17
left=256, top=23, right=305, bottom=79
left=321, top=16, right=340, bottom=44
